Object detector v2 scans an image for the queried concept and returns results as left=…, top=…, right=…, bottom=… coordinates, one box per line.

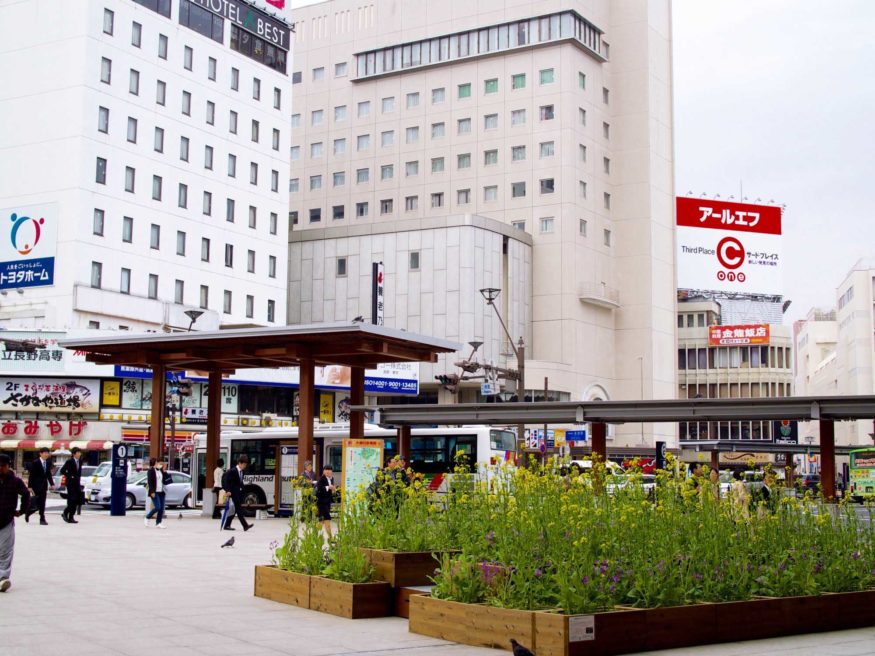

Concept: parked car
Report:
left=58, top=465, right=97, bottom=499
left=84, top=461, right=135, bottom=502
left=88, top=470, right=192, bottom=510
left=796, top=473, right=821, bottom=494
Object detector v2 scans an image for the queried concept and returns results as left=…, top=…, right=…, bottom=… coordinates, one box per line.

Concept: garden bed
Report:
left=360, top=548, right=456, bottom=587
left=253, top=565, right=310, bottom=609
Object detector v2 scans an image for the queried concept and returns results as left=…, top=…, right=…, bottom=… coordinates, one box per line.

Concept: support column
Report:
left=820, top=419, right=836, bottom=501
left=298, top=359, right=315, bottom=475
left=710, top=450, right=719, bottom=472
left=591, top=422, right=607, bottom=492
left=784, top=451, right=796, bottom=490
left=399, top=425, right=411, bottom=461
left=202, top=370, right=222, bottom=517
left=149, top=363, right=166, bottom=459
left=350, top=366, right=365, bottom=440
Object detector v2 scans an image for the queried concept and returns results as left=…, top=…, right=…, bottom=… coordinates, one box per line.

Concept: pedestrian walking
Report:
left=315, top=465, right=336, bottom=539
left=221, top=455, right=252, bottom=532
left=211, top=458, right=225, bottom=519
left=25, top=447, right=54, bottom=525
left=145, top=458, right=171, bottom=529
left=0, top=453, right=30, bottom=592
left=60, top=447, right=83, bottom=524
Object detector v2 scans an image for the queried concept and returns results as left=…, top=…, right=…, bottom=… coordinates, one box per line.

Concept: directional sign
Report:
left=566, top=430, right=588, bottom=442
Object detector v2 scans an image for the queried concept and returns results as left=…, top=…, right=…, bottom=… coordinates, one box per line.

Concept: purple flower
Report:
left=693, top=573, right=704, bottom=582
left=814, top=561, right=824, bottom=574
left=534, top=568, right=543, bottom=579
left=581, top=575, right=590, bottom=585
left=485, top=531, right=495, bottom=545
left=609, top=584, right=617, bottom=594
left=852, top=551, right=861, bottom=560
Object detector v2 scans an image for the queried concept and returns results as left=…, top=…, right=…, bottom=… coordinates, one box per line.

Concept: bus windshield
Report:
left=490, top=430, right=516, bottom=451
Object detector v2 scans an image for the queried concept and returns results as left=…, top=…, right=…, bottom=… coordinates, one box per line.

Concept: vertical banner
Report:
left=110, top=444, right=128, bottom=516
left=655, top=441, right=667, bottom=471
left=276, top=444, right=297, bottom=513
left=341, top=439, right=384, bottom=503
left=371, top=261, right=384, bottom=325
left=319, top=392, right=334, bottom=423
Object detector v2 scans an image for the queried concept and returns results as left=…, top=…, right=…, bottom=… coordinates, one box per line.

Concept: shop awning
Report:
left=0, top=439, right=115, bottom=450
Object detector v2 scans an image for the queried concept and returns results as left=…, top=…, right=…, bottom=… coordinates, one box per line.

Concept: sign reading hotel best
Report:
left=676, top=197, right=783, bottom=296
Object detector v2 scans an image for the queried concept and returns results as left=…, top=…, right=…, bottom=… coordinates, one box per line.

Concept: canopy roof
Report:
left=59, top=322, right=460, bottom=372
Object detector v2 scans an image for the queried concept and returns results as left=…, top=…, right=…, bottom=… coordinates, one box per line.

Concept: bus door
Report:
left=194, top=447, right=229, bottom=507
left=274, top=441, right=297, bottom=516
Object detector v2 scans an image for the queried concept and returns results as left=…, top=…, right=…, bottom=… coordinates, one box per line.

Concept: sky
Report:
left=287, top=0, right=875, bottom=322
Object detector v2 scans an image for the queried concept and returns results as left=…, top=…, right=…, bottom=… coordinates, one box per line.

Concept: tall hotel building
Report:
left=288, top=1, right=676, bottom=446
left=0, top=0, right=292, bottom=332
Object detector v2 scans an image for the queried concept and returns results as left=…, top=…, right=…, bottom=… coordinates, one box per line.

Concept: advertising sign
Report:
left=319, top=393, right=334, bottom=422
left=708, top=324, right=770, bottom=346
left=278, top=444, right=297, bottom=512
left=189, top=0, right=291, bottom=49
left=0, top=378, right=100, bottom=413
left=773, top=420, right=799, bottom=445
left=314, top=363, right=419, bottom=395
left=372, top=261, right=384, bottom=326
left=0, top=203, right=58, bottom=290
left=101, top=380, right=121, bottom=407
left=342, top=438, right=384, bottom=500
left=676, top=197, right=782, bottom=295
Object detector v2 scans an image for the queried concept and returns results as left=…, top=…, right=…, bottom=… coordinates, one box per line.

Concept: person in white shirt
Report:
left=145, top=458, right=170, bottom=529
left=211, top=458, right=225, bottom=519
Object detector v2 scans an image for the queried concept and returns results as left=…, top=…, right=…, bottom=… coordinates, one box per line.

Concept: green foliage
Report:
left=272, top=519, right=328, bottom=575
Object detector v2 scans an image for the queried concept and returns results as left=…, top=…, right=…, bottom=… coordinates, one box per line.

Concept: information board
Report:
left=277, top=444, right=297, bottom=512
left=341, top=439, right=384, bottom=503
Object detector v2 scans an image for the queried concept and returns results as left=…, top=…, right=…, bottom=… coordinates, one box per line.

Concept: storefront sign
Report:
left=708, top=324, right=770, bottom=346
left=0, top=419, right=91, bottom=439
left=372, top=261, right=384, bottom=326
left=0, top=378, right=100, bottom=413
left=0, top=202, right=58, bottom=290
left=319, top=393, right=334, bottom=422
left=101, top=380, right=121, bottom=407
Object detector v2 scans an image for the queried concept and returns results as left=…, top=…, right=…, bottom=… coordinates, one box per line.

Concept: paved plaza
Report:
left=2, top=510, right=875, bottom=656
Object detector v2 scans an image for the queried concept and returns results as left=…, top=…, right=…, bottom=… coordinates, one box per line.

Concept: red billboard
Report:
left=708, top=324, right=770, bottom=346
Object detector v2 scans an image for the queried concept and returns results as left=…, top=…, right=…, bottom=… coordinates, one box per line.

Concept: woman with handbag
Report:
left=211, top=458, right=225, bottom=519
left=145, top=458, right=171, bottom=529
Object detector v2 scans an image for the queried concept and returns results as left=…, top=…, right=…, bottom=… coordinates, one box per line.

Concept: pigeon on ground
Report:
left=510, top=639, right=535, bottom=656
left=178, top=512, right=183, bottom=520
left=221, top=536, right=235, bottom=548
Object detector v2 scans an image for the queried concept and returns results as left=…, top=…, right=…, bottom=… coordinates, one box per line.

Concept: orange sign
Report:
left=708, top=324, right=769, bottom=346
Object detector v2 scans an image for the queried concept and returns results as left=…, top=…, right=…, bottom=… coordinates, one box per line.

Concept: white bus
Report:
left=192, top=423, right=516, bottom=510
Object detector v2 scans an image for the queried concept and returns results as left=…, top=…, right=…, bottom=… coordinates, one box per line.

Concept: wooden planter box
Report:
left=359, top=548, right=456, bottom=587
left=253, top=566, right=310, bottom=609
left=309, top=576, right=392, bottom=619
left=410, top=590, right=875, bottom=655
left=409, top=594, right=535, bottom=651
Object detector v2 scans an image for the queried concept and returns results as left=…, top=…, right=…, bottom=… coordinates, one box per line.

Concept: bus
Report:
left=849, top=448, right=875, bottom=501
left=192, top=423, right=517, bottom=510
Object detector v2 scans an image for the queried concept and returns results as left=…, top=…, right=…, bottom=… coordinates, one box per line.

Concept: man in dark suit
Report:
left=60, top=448, right=83, bottom=524
left=25, top=448, right=54, bottom=525
left=221, top=455, right=252, bottom=532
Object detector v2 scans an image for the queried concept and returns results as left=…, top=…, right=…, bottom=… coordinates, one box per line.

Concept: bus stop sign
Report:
left=110, top=444, right=128, bottom=516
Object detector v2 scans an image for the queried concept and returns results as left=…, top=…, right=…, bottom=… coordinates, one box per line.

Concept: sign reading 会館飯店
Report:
left=189, top=0, right=290, bottom=50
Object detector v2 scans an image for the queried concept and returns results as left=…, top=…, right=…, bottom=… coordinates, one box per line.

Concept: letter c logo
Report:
left=716, top=237, right=744, bottom=270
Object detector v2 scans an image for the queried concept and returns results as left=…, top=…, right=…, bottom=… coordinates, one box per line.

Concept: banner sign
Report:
left=278, top=444, right=297, bottom=511
left=372, top=261, right=384, bottom=326
left=190, top=0, right=290, bottom=49
left=708, top=324, right=770, bottom=346
left=0, top=377, right=100, bottom=413
left=676, top=197, right=783, bottom=295
left=0, top=203, right=58, bottom=290
left=342, top=439, right=384, bottom=500
left=773, top=420, right=798, bottom=445
left=0, top=331, right=68, bottom=372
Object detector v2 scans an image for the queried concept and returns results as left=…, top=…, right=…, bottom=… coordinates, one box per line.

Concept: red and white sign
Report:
left=708, top=324, right=770, bottom=346
left=676, top=197, right=783, bottom=295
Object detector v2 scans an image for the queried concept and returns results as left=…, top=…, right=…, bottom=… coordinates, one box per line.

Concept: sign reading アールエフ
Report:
left=676, top=197, right=782, bottom=295
left=0, top=203, right=58, bottom=291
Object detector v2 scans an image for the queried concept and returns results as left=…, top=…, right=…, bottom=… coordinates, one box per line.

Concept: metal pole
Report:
left=542, top=377, right=548, bottom=467
left=518, top=340, right=525, bottom=464
left=638, top=356, right=644, bottom=444
left=168, top=403, right=176, bottom=470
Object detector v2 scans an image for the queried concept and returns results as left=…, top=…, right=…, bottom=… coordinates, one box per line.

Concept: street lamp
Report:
left=184, top=309, right=204, bottom=331
left=479, top=288, right=526, bottom=458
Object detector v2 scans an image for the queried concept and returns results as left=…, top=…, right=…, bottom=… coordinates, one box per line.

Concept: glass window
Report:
left=431, top=157, right=445, bottom=173
left=512, top=220, right=525, bottom=231
left=333, top=171, right=345, bottom=187
left=154, top=127, right=164, bottom=152
left=251, top=119, right=260, bottom=142
left=540, top=178, right=555, bottom=194
left=310, top=175, right=322, bottom=190
left=267, top=300, right=275, bottom=323
left=382, top=96, right=395, bottom=113
left=206, top=101, right=215, bottom=125
left=175, top=280, right=184, bottom=304
left=247, top=249, right=255, bottom=273
left=131, top=21, right=141, bottom=47
left=269, top=213, right=277, bottom=235
left=457, top=153, right=471, bottom=169
left=432, top=87, right=445, bottom=104
left=332, top=205, right=344, bottom=220
left=150, top=224, right=160, bottom=249
left=511, top=145, right=526, bottom=161
left=201, top=238, right=210, bottom=262
left=124, top=166, right=135, bottom=192
left=250, top=162, right=258, bottom=184
left=129, top=69, right=140, bottom=95
left=335, top=62, right=347, bottom=77
left=207, top=57, right=216, bottom=80
left=484, top=78, right=498, bottom=94
left=100, top=57, right=111, bottom=84
left=204, top=145, right=213, bottom=169
left=510, top=109, right=526, bottom=126
left=333, top=139, right=345, bottom=155
left=310, top=142, right=322, bottom=157
left=603, top=229, right=611, bottom=246
left=120, top=269, right=131, bottom=294
left=483, top=185, right=497, bottom=201
left=223, top=290, right=232, bottom=314
left=381, top=130, right=394, bottom=147
left=91, top=262, right=102, bottom=288
left=406, top=92, right=419, bottom=108
left=103, top=8, right=114, bottom=35
left=122, top=217, right=133, bottom=243
left=273, top=87, right=281, bottom=110
left=253, top=78, right=261, bottom=100
left=356, top=168, right=369, bottom=183
left=457, top=189, right=470, bottom=204
left=245, top=295, right=254, bottom=318
left=604, top=192, right=611, bottom=209
left=457, top=118, right=471, bottom=134
left=380, top=199, right=393, bottom=215
left=92, top=208, right=104, bottom=236
left=357, top=134, right=370, bottom=151
left=199, top=285, right=208, bottom=309
left=579, top=107, right=586, bottom=125
left=540, top=141, right=555, bottom=158
left=226, top=198, right=235, bottom=222
left=405, top=161, right=419, bottom=177
left=176, top=230, right=186, bottom=256
left=579, top=144, right=587, bottom=162
left=539, top=105, right=555, bottom=120
left=431, top=193, right=444, bottom=208
left=540, top=217, right=555, bottom=233
left=98, top=106, right=109, bottom=133
left=431, top=122, right=445, bottom=138
left=409, top=251, right=420, bottom=270
left=202, top=191, right=211, bottom=215
left=458, top=83, right=471, bottom=99
left=272, top=128, right=280, bottom=151
left=289, top=178, right=299, bottom=193
left=511, top=73, right=526, bottom=89
left=177, top=183, right=188, bottom=208
left=158, top=34, right=168, bottom=59
left=180, top=136, right=190, bottom=161
left=511, top=181, right=526, bottom=198
left=248, top=206, right=257, bottom=228
left=579, top=72, right=586, bottom=89
left=356, top=202, right=368, bottom=217
left=184, top=46, right=193, bottom=71
left=603, top=87, right=610, bottom=104
left=358, top=101, right=370, bottom=117
left=406, top=126, right=419, bottom=143
left=268, top=255, right=277, bottom=277
left=381, top=165, right=394, bottom=180
left=579, top=219, right=587, bottom=236
left=539, top=68, right=554, bottom=84
left=484, top=114, right=498, bottom=129
left=228, top=153, right=237, bottom=177
left=224, top=243, right=233, bottom=267
left=312, top=67, right=324, bottom=81
left=182, top=91, right=191, bottom=115
left=152, top=175, right=162, bottom=200
left=334, top=105, right=347, bottom=121
left=484, top=149, right=498, bottom=166
left=603, top=157, right=611, bottom=174
left=311, top=110, right=323, bottom=125
left=231, top=67, right=239, bottom=90
left=309, top=208, right=321, bottom=223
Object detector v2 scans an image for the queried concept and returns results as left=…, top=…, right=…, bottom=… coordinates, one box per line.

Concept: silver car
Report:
left=89, top=470, right=192, bottom=510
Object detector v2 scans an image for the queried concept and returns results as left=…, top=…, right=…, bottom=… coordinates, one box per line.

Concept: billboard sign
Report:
left=0, top=377, right=100, bottom=413
left=0, top=203, right=58, bottom=291
left=708, top=324, right=770, bottom=346
left=676, top=197, right=782, bottom=295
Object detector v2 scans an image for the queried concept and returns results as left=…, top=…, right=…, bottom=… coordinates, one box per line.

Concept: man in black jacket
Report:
left=221, top=455, right=252, bottom=532
left=0, top=453, right=30, bottom=592
left=25, top=447, right=54, bottom=525
left=60, top=448, right=83, bottom=524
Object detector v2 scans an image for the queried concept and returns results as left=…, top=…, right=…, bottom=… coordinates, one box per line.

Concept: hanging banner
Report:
left=101, top=380, right=121, bottom=407
left=319, top=392, right=334, bottom=423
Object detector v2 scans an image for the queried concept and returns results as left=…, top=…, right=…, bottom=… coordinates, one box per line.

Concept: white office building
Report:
left=287, top=0, right=676, bottom=446
left=0, top=0, right=292, bottom=332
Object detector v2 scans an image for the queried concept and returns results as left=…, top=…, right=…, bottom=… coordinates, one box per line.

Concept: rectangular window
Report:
left=335, top=61, right=348, bottom=77
left=250, top=162, right=258, bottom=184
left=310, top=142, right=323, bottom=157
left=92, top=208, right=104, bottom=236
left=457, top=189, right=470, bottom=204
left=271, top=169, right=279, bottom=192
left=431, top=122, right=446, bottom=139
left=405, top=196, right=418, bottom=211
left=231, top=67, right=239, bottom=90
left=381, top=130, right=394, bottom=147
left=603, top=157, right=611, bottom=174
left=204, top=145, right=213, bottom=169
left=100, top=57, right=111, bottom=84
left=405, top=161, right=419, bottom=177
left=226, top=197, right=235, bottom=222
left=380, top=199, right=393, bottom=215
left=406, top=92, right=419, bottom=108
left=290, top=146, right=300, bottom=160
left=122, top=216, right=133, bottom=243
left=382, top=96, right=394, bottom=113
left=201, top=238, right=210, bottom=262
left=206, top=101, right=215, bottom=125
left=512, top=220, right=526, bottom=231
left=120, top=268, right=131, bottom=295
left=247, top=249, right=255, bottom=273
left=540, top=141, right=555, bottom=158
left=603, top=87, right=610, bottom=104
left=180, top=136, right=190, bottom=161
left=292, top=113, right=302, bottom=128
left=269, top=212, right=277, bottom=235
left=273, top=87, right=281, bottom=110
left=124, top=166, right=134, bottom=192
left=268, top=255, right=277, bottom=277
left=539, top=68, right=554, bottom=85
left=603, top=122, right=610, bottom=140
left=311, top=110, right=323, bottom=126
left=223, top=290, right=232, bottom=314
left=202, top=191, right=211, bottom=215
left=228, top=154, right=236, bottom=177
left=150, top=223, right=160, bottom=250
left=579, top=219, right=587, bottom=236
left=177, top=183, right=188, bottom=208
left=335, top=105, right=347, bottom=121
left=245, top=295, right=254, bottom=318
left=208, top=57, right=216, bottom=81
left=182, top=91, right=191, bottom=115
left=356, top=202, right=369, bottom=218
left=98, top=106, right=109, bottom=133
left=579, top=107, right=586, bottom=125
left=333, top=139, right=345, bottom=155
left=579, top=180, right=587, bottom=198
left=510, top=109, right=526, bottom=126
left=431, top=157, right=445, bottom=173
left=579, top=144, right=587, bottom=162
left=381, top=165, right=394, bottom=180
left=356, top=168, right=369, bottom=183
left=457, top=118, right=471, bottom=134
left=253, top=78, right=260, bottom=100
left=540, top=217, right=555, bottom=233
left=152, top=175, right=162, bottom=200
left=153, top=127, right=164, bottom=152
left=484, top=113, right=498, bottom=130
left=175, top=280, right=184, bottom=304
left=458, top=83, right=471, bottom=99
left=251, top=119, right=260, bottom=142
left=484, top=78, right=498, bottom=94
left=310, top=175, right=322, bottom=190
left=156, top=80, right=166, bottom=105
left=184, top=46, right=193, bottom=71
left=430, top=193, right=444, bottom=208
left=604, top=192, right=611, bottom=209
left=511, top=181, right=526, bottom=198
left=357, top=134, right=370, bottom=151
left=457, top=153, right=471, bottom=169
left=484, top=149, right=498, bottom=166
left=484, top=185, right=497, bottom=201
left=309, top=208, right=321, bottom=223
left=332, top=205, right=344, bottom=220
left=272, top=128, right=280, bottom=151
left=511, top=73, right=526, bottom=89
left=312, top=67, right=324, bottom=81
left=540, top=105, right=555, bottom=120
left=358, top=101, right=370, bottom=117
left=332, top=171, right=345, bottom=187
left=579, top=72, right=586, bottom=89
left=603, top=229, right=612, bottom=246
left=158, top=34, right=168, bottom=59
left=432, top=87, right=445, bottom=104
left=511, top=145, right=526, bottom=161
left=540, top=178, right=555, bottom=194
left=176, top=230, right=186, bottom=256
left=406, top=126, right=419, bottom=143
left=129, top=69, right=140, bottom=95
left=224, top=243, right=233, bottom=268
left=199, top=285, right=209, bottom=309
left=267, top=300, right=275, bottom=323
left=131, top=21, right=141, bottom=47
left=103, top=8, right=114, bottom=34
left=409, top=251, right=420, bottom=270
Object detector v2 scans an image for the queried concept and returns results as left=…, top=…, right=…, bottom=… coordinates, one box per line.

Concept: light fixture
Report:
left=184, top=309, right=204, bottom=331
left=479, top=288, right=501, bottom=303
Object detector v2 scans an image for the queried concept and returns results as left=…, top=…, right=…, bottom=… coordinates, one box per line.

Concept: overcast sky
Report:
left=289, top=0, right=875, bottom=322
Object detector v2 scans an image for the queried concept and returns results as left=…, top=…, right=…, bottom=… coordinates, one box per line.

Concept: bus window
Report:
left=231, top=438, right=279, bottom=476
left=327, top=446, right=342, bottom=475
left=490, top=430, right=516, bottom=451
left=449, top=435, right=477, bottom=466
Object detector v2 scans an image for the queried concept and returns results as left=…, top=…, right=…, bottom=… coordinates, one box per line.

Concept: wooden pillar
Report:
left=206, top=370, right=222, bottom=477
left=297, top=359, right=314, bottom=475
left=149, top=363, right=166, bottom=459
left=710, top=450, right=719, bottom=472
left=784, top=451, right=796, bottom=489
left=350, top=366, right=365, bottom=439
left=399, top=425, right=411, bottom=460
left=820, top=419, right=836, bottom=501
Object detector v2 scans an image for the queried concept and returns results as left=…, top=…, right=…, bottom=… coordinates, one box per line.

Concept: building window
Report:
left=223, top=290, right=232, bottom=314
left=272, top=128, right=280, bottom=151
left=103, top=8, right=114, bottom=35
left=200, top=285, right=209, bottom=309
left=604, top=192, right=611, bottom=209
left=431, top=122, right=445, bottom=139
left=310, top=142, right=323, bottom=157
left=603, top=229, right=612, bottom=246
left=250, top=162, right=258, bottom=185
left=267, top=300, right=275, bottom=323
left=311, top=110, right=323, bottom=126
left=228, top=154, right=237, bottom=177
left=579, top=219, right=587, bottom=236
left=457, top=118, right=471, bottom=134
left=579, top=72, right=586, bottom=89
left=380, top=199, right=393, bottom=214
left=511, top=182, right=526, bottom=198
left=122, top=216, right=133, bottom=243
left=231, top=67, right=239, bottom=90
left=208, top=57, right=217, bottom=81
left=579, top=144, right=587, bottom=162
left=312, top=67, right=324, bottom=81
left=98, top=106, right=109, bottom=133
left=245, top=295, right=254, bottom=318
left=202, top=191, right=212, bottom=215
left=182, top=91, right=191, bottom=115
left=180, top=0, right=223, bottom=42
left=484, top=186, right=497, bottom=201
left=92, top=209, right=104, bottom=236
left=291, top=71, right=302, bottom=84
left=540, top=178, right=555, bottom=194
left=539, top=68, right=554, bottom=84
left=175, top=280, right=184, bottom=304
left=432, top=87, right=445, bottom=103
left=150, top=224, right=160, bottom=250
left=130, top=21, right=142, bottom=47
left=484, top=113, right=498, bottom=130
left=603, top=122, right=610, bottom=139
left=333, top=171, right=345, bottom=187
left=271, top=170, right=279, bottom=192
left=540, top=105, right=555, bottom=120
left=457, top=189, right=470, bottom=205
left=156, top=80, right=166, bottom=105
left=247, top=249, right=255, bottom=273
left=332, top=205, right=345, bottom=220
left=158, top=34, right=168, bottom=59
left=176, top=230, right=186, bottom=256
left=335, top=105, right=347, bottom=122
left=184, top=46, right=193, bottom=71
left=180, top=136, right=190, bottom=161
left=406, top=92, right=420, bottom=108
left=510, top=109, right=526, bottom=126
left=291, top=145, right=301, bottom=159
left=484, top=149, right=498, bottom=166
left=579, top=107, right=586, bottom=125
left=356, top=168, right=369, bottom=184
left=540, top=217, right=555, bottom=233
left=154, top=127, right=164, bottom=152
left=431, top=157, right=445, bottom=173
left=309, top=208, right=322, bottom=223
left=382, top=96, right=394, bottom=113
left=357, top=134, right=370, bottom=151
left=381, top=165, right=394, bottom=180
left=512, top=220, right=526, bottom=231
left=405, top=161, right=419, bottom=177
left=511, top=73, right=526, bottom=89
left=603, top=157, right=611, bottom=174
left=253, top=78, right=261, bottom=100
left=405, top=196, right=418, bottom=211
left=206, top=101, right=215, bottom=125
left=129, top=69, right=140, bottom=95
left=333, top=139, right=345, bottom=155
left=358, top=101, right=370, bottom=117
left=409, top=251, right=420, bottom=270
left=273, top=87, right=281, bottom=110
left=204, top=145, right=213, bottom=169
left=201, top=238, right=210, bottom=262
left=511, top=145, right=526, bottom=161
left=458, top=83, right=471, bottom=99
left=251, top=119, right=260, bottom=142
left=406, top=126, right=419, bottom=143
left=226, top=198, right=235, bottom=222
left=540, top=141, right=555, bottom=158
left=269, top=212, right=277, bottom=235
left=310, top=175, right=322, bottom=191
left=120, top=268, right=131, bottom=295
left=177, top=183, right=188, bottom=208
left=603, top=87, right=610, bottom=104
left=431, top=193, right=444, bottom=208
left=100, top=57, right=111, bottom=84
left=335, top=61, right=348, bottom=77
left=152, top=175, right=162, bottom=200
left=356, top=202, right=369, bottom=218
left=381, top=130, right=394, bottom=147
left=124, top=166, right=135, bottom=192
left=148, top=274, right=158, bottom=299
left=268, top=255, right=277, bottom=277
left=245, top=203, right=255, bottom=226
left=579, top=181, right=587, bottom=198
left=484, top=78, right=498, bottom=94
left=457, top=153, right=471, bottom=169
left=224, top=243, right=233, bottom=268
